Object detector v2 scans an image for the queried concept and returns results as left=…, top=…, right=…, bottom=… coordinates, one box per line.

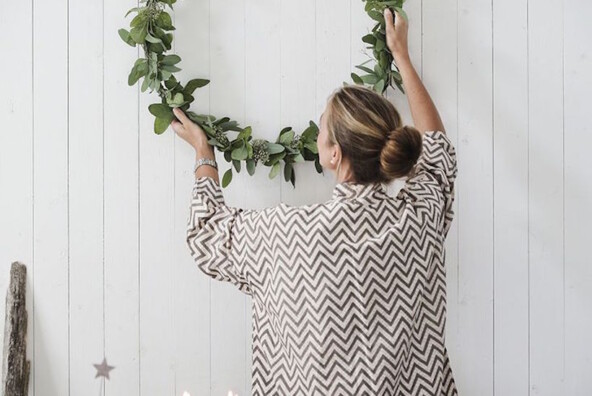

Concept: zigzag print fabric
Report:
left=186, top=130, right=459, bottom=395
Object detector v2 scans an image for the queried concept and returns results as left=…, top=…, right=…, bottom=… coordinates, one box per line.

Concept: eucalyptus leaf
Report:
left=157, top=12, right=175, bottom=31
left=222, top=169, right=232, bottom=187
left=279, top=130, right=294, bottom=145
left=355, top=64, right=374, bottom=74
left=267, top=143, right=285, bottom=155
left=145, top=33, right=162, bottom=44
left=184, top=78, right=209, bottom=94
left=149, top=103, right=173, bottom=118
left=161, top=54, right=181, bottom=66
left=231, top=146, right=248, bottom=161
left=351, top=72, right=364, bottom=85
left=269, top=162, right=281, bottom=179
left=124, top=7, right=139, bottom=18
left=246, top=159, right=256, bottom=175
left=232, top=159, right=241, bottom=173
left=130, top=25, right=148, bottom=44
left=154, top=116, right=170, bottom=134
left=284, top=162, right=293, bottom=182
left=118, top=29, right=136, bottom=47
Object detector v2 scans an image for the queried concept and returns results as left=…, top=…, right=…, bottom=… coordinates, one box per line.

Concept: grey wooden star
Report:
left=93, top=357, right=115, bottom=380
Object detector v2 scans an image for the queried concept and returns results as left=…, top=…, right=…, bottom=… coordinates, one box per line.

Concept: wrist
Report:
left=194, top=140, right=215, bottom=159
left=193, top=138, right=210, bottom=151
left=393, top=52, right=411, bottom=66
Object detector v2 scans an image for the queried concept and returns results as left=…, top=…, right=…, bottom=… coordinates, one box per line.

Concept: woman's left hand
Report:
left=171, top=107, right=208, bottom=149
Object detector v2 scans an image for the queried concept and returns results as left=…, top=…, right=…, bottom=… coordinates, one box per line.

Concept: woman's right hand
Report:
left=384, top=8, right=409, bottom=62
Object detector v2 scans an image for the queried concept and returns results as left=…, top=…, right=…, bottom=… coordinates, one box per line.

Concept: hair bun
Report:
left=379, top=124, right=423, bottom=181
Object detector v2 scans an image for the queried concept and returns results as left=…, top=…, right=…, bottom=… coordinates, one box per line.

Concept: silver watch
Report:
left=194, top=158, right=218, bottom=173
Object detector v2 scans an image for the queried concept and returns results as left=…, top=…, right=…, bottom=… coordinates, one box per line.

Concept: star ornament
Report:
left=93, top=357, right=115, bottom=380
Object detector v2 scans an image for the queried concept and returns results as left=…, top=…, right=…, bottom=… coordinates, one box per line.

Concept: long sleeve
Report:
left=400, top=130, right=458, bottom=238
left=186, top=176, right=278, bottom=295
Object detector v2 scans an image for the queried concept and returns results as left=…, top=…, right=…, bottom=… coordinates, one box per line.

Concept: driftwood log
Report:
left=2, top=261, right=30, bottom=396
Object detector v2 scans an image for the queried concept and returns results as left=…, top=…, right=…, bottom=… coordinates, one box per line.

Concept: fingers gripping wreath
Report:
left=119, top=0, right=408, bottom=187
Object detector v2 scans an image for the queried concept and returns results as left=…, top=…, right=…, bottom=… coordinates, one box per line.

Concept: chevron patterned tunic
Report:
left=186, top=130, right=459, bottom=395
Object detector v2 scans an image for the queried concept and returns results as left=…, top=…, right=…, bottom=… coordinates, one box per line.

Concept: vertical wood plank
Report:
left=173, top=0, right=212, bottom=394
left=280, top=0, right=318, bottom=206
left=564, top=0, right=592, bottom=394
left=244, top=0, right=282, bottom=393
left=68, top=0, right=105, bottom=392
left=528, top=0, right=565, bottom=394
left=209, top=0, right=249, bottom=394
left=350, top=0, right=375, bottom=90
left=422, top=0, right=462, bottom=388
left=104, top=0, right=140, bottom=394
left=138, top=4, right=176, bottom=396
left=0, top=0, right=33, bottom=394
left=457, top=0, right=494, bottom=393
left=31, top=0, right=69, bottom=394
left=491, top=0, right=530, bottom=394
left=172, top=0, right=213, bottom=394
left=315, top=0, right=351, bottom=198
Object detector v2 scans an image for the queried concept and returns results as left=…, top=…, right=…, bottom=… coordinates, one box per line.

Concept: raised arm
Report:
left=384, top=8, right=445, bottom=134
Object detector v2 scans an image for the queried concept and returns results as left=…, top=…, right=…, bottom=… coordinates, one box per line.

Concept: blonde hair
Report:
left=325, top=84, right=423, bottom=184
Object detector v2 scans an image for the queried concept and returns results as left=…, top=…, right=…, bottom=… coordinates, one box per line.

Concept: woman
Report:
left=172, top=8, right=458, bottom=396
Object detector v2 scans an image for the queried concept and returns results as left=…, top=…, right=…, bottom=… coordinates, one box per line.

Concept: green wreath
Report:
left=119, top=0, right=408, bottom=187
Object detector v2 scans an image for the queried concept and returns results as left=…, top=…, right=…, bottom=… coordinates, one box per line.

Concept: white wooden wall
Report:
left=0, top=0, right=590, bottom=395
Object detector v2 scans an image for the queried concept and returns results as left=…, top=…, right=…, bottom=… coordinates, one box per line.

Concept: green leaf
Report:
left=284, top=162, right=293, bottom=182
left=130, top=25, right=148, bottom=44
left=222, top=169, right=232, bottom=187
left=246, top=159, right=256, bottom=175
left=304, top=141, right=318, bottom=154
left=267, top=143, right=285, bottom=155
left=373, top=78, right=385, bottom=93
left=293, top=153, right=305, bottom=163
left=118, top=29, right=136, bottom=47
left=279, top=130, right=294, bottom=145
left=184, top=78, right=209, bottom=94
left=232, top=159, right=241, bottom=173
left=368, top=10, right=384, bottom=22
left=231, top=146, right=248, bottom=161
left=351, top=72, right=364, bottom=85
left=361, top=74, right=379, bottom=84
left=314, top=158, right=323, bottom=174
left=361, top=34, right=376, bottom=45
left=130, top=13, right=146, bottom=28
left=162, top=64, right=182, bottom=73
left=157, top=11, right=175, bottom=30
left=355, top=64, right=374, bottom=74
left=154, top=116, right=170, bottom=134
left=145, top=33, right=162, bottom=44
left=161, top=54, right=181, bottom=66
left=124, top=7, right=139, bottom=18
left=269, top=162, right=281, bottom=179
left=141, top=76, right=151, bottom=92
left=375, top=38, right=385, bottom=51
left=149, top=103, right=173, bottom=118
left=173, top=92, right=185, bottom=104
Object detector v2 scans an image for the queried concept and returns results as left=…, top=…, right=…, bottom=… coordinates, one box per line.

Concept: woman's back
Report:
left=187, top=130, right=458, bottom=395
